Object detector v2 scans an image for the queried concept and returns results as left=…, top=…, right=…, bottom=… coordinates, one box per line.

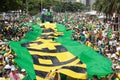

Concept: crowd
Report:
left=0, top=12, right=120, bottom=80
left=0, top=16, right=34, bottom=80
left=0, top=18, right=33, bottom=41
left=56, top=12, right=120, bottom=80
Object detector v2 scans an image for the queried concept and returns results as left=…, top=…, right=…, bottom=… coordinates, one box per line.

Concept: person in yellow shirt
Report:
left=109, top=72, right=120, bottom=80
left=93, top=45, right=99, bottom=52
left=118, top=73, right=120, bottom=79
left=2, top=71, right=10, bottom=80
left=45, top=69, right=60, bottom=80
left=20, top=69, right=27, bottom=79
left=4, top=46, right=11, bottom=57
left=84, top=32, right=89, bottom=39
left=86, top=40, right=92, bottom=47
left=115, top=51, right=120, bottom=56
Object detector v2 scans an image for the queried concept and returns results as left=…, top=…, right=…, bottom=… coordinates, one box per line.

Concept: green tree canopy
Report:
left=0, top=0, right=22, bottom=12
left=94, top=0, right=120, bottom=16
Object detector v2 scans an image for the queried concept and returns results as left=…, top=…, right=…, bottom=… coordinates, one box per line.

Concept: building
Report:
left=86, top=0, right=90, bottom=6
left=63, top=0, right=86, bottom=5
left=86, top=0, right=96, bottom=10
left=63, top=0, right=96, bottom=6
left=64, top=0, right=80, bottom=2
left=90, top=0, right=96, bottom=5
left=86, top=0, right=96, bottom=6
left=59, top=0, right=96, bottom=6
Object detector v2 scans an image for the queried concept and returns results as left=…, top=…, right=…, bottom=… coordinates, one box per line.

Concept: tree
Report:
left=72, top=2, right=86, bottom=12
left=53, top=1, right=86, bottom=12
left=94, top=0, right=120, bottom=17
left=0, top=0, right=22, bottom=12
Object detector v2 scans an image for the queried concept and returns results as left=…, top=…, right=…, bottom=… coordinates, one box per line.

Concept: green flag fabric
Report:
left=10, top=24, right=42, bottom=80
left=9, top=22, right=113, bottom=80
left=55, top=23, right=113, bottom=78
left=10, top=23, right=87, bottom=80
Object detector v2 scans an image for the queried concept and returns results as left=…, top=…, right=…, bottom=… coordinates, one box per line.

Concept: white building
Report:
left=80, top=0, right=86, bottom=5
left=86, top=0, right=96, bottom=6
left=59, top=0, right=97, bottom=6
left=63, top=0, right=86, bottom=5
left=64, top=0, right=80, bottom=2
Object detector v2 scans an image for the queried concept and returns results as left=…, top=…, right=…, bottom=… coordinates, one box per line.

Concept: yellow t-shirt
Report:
left=87, top=42, right=92, bottom=47
left=6, top=26, right=10, bottom=31
left=4, top=49, right=11, bottom=57
left=94, top=46, right=98, bottom=51
left=20, top=74, right=25, bottom=80
left=118, top=73, right=120, bottom=78
left=115, top=51, right=119, bottom=55
left=0, top=61, right=5, bottom=66
left=2, top=77, right=10, bottom=80
left=85, top=33, right=89, bottom=39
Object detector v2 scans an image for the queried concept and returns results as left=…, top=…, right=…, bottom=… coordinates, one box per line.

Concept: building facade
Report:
left=86, top=0, right=90, bottom=6
left=86, top=0, right=96, bottom=6
left=64, top=0, right=80, bottom=2
left=64, top=0, right=86, bottom=5
left=80, top=0, right=86, bottom=5
left=61, top=0, right=96, bottom=6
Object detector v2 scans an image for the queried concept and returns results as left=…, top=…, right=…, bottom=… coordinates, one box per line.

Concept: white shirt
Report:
left=5, top=64, right=15, bottom=70
left=94, top=29, right=98, bottom=34
left=111, top=54, right=117, bottom=59
left=98, top=40, right=103, bottom=46
left=109, top=40, right=113, bottom=45
left=102, top=32, right=107, bottom=38
left=116, top=46, right=120, bottom=51
left=112, top=40, right=117, bottom=46
left=111, top=34, right=115, bottom=39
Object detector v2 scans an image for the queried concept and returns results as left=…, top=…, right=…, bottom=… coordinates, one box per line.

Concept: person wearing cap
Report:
left=20, top=69, right=27, bottom=79
left=4, top=64, right=11, bottom=76
left=9, top=68, right=20, bottom=80
left=5, top=54, right=14, bottom=64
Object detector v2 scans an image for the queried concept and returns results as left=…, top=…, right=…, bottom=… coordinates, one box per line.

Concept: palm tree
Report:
left=95, top=0, right=120, bottom=18
left=116, top=0, right=120, bottom=13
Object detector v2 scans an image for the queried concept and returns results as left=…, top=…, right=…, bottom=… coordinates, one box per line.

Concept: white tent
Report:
left=98, top=15, right=106, bottom=19
left=85, top=11, right=97, bottom=15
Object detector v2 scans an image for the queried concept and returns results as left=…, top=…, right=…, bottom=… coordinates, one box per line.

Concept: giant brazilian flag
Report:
left=9, top=22, right=113, bottom=80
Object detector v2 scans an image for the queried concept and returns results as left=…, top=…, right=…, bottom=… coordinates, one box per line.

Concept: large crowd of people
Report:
left=0, top=12, right=120, bottom=80
left=56, top=12, right=120, bottom=80
left=0, top=16, right=34, bottom=80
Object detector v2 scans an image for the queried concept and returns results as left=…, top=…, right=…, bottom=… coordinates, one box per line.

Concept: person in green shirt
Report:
left=80, top=34, right=86, bottom=44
